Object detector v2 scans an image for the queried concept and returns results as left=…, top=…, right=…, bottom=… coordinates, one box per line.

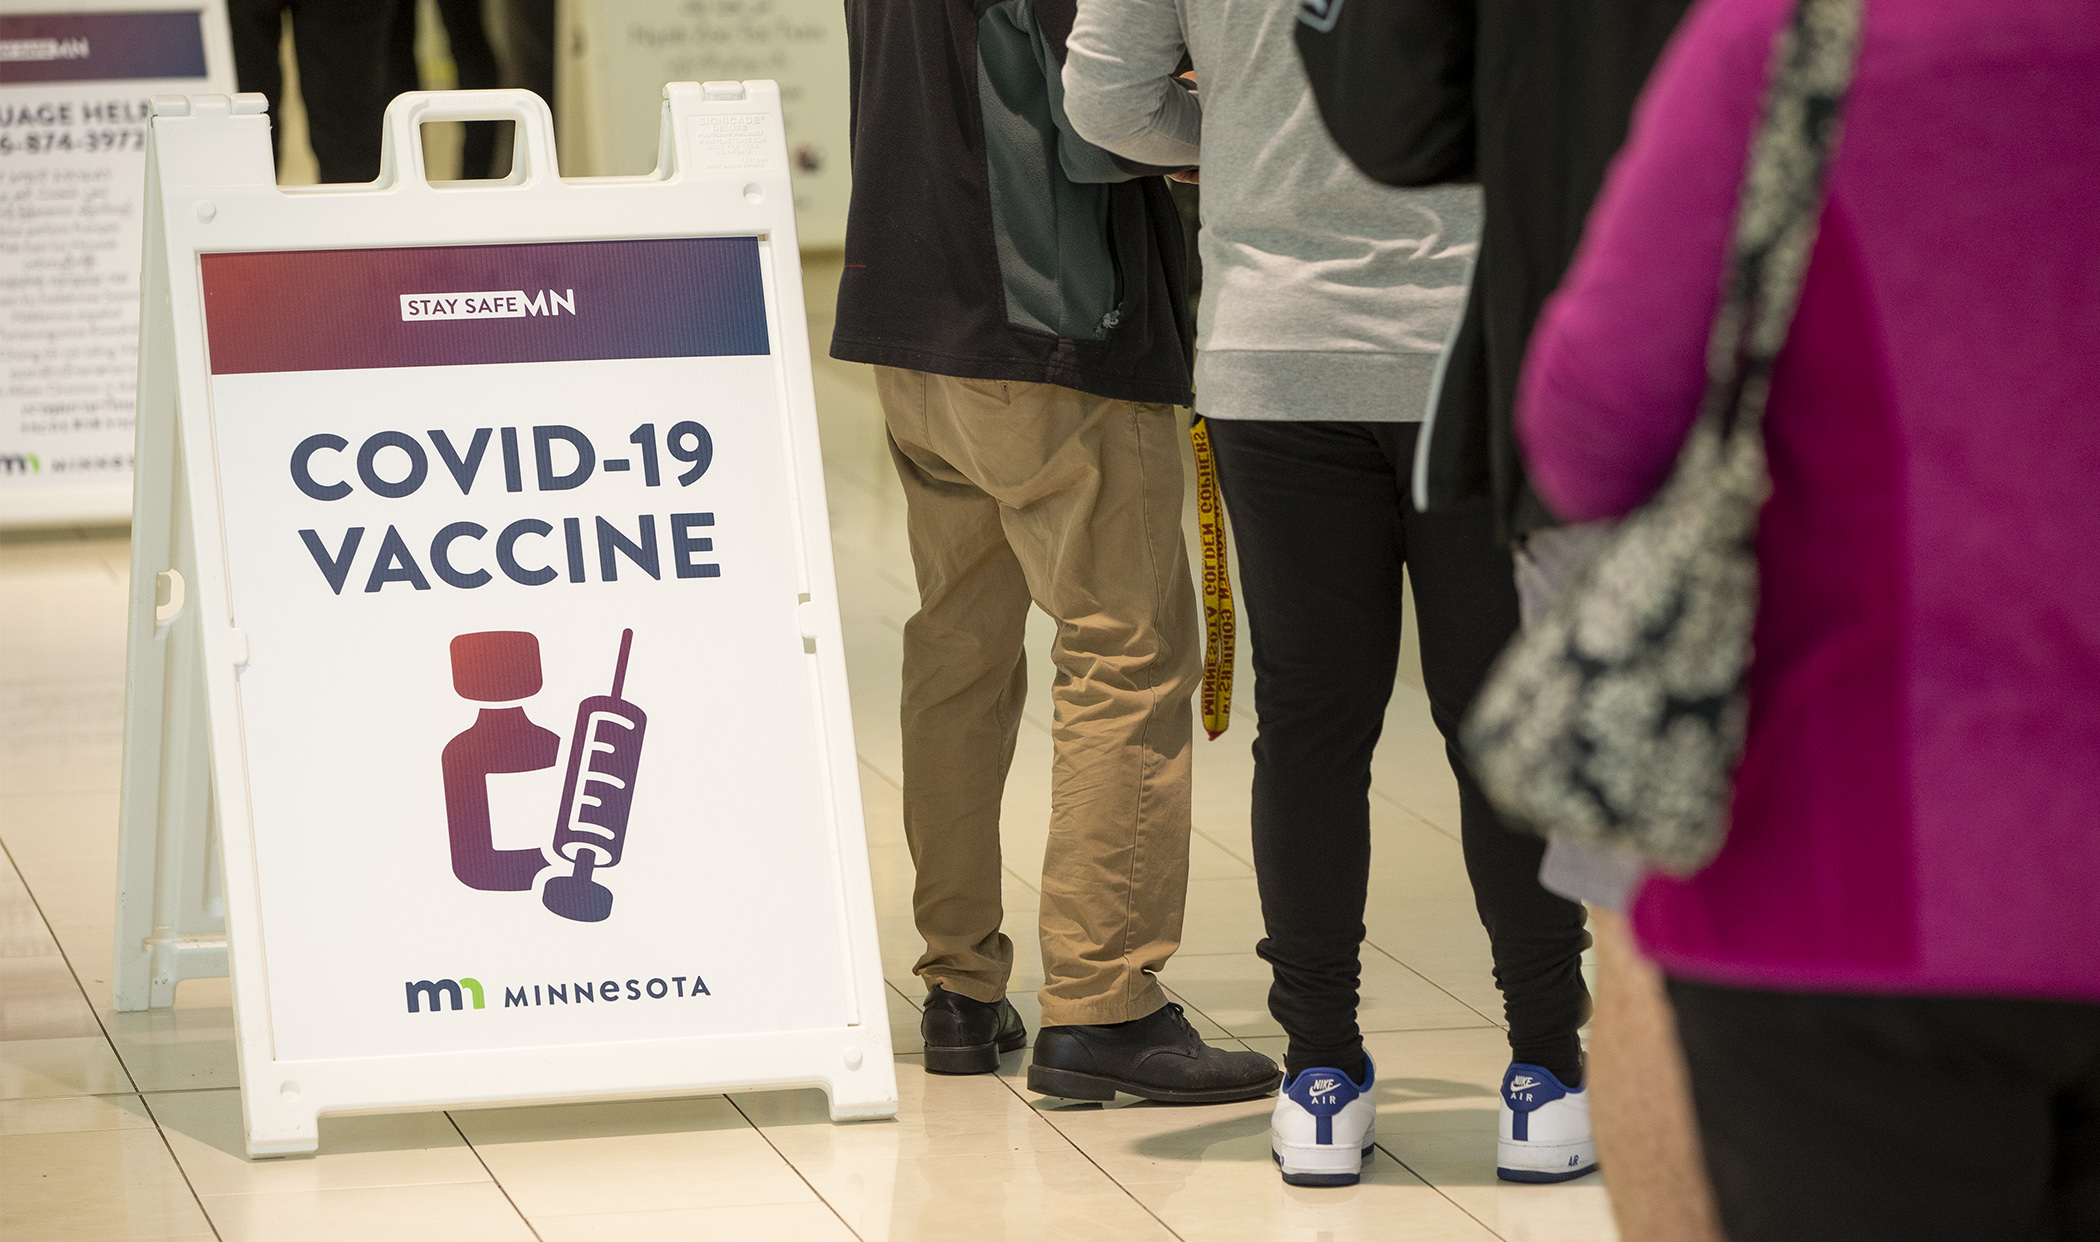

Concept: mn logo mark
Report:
left=405, top=977, right=486, bottom=1012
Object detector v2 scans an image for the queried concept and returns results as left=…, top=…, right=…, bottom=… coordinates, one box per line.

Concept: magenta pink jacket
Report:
left=1517, top=0, right=2100, bottom=1000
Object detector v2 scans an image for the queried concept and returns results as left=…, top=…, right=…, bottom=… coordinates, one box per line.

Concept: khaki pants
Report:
left=876, top=366, right=1200, bottom=1027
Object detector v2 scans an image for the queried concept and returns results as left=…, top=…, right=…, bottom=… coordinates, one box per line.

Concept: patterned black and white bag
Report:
left=1461, top=0, right=1865, bottom=874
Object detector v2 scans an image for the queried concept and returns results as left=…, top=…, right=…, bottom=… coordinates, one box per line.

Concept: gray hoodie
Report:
left=1062, top=0, right=1478, bottom=421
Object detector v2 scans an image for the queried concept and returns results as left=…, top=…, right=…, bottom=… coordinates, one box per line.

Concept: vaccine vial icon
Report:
left=542, top=629, right=648, bottom=923
left=441, top=631, right=560, bottom=892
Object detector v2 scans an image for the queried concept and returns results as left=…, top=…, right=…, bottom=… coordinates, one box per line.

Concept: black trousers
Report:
left=230, top=0, right=399, bottom=184
left=498, top=0, right=557, bottom=108
left=387, top=0, right=504, bottom=178
left=1208, top=419, right=1591, bottom=1078
left=1671, top=980, right=2100, bottom=1242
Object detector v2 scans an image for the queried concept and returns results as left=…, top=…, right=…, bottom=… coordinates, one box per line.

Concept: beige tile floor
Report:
left=0, top=255, right=1612, bottom=1242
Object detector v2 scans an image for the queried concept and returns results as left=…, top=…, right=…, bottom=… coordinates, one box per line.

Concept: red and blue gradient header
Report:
left=0, top=11, right=208, bottom=85
left=201, top=237, right=772, bottom=375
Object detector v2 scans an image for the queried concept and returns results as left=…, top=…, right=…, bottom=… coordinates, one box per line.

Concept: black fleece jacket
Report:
left=832, top=0, right=1195, bottom=407
left=1297, top=0, right=1692, bottom=542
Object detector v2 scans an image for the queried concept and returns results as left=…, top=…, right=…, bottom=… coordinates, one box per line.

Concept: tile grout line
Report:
left=892, top=982, right=1193, bottom=1241
left=883, top=976, right=920, bottom=1016
left=0, top=837, right=225, bottom=1242
left=444, top=1110, right=548, bottom=1242
left=722, top=1094, right=869, bottom=1242
left=986, top=1070, right=1194, bottom=1242
left=1138, top=820, right=1507, bottom=1035
left=1369, top=1138, right=1511, bottom=1242
left=1191, top=784, right=1506, bottom=1032
left=0, top=838, right=144, bottom=1101
left=1368, top=783, right=1463, bottom=845
left=71, top=1083, right=223, bottom=1098
left=1246, top=1022, right=1505, bottom=1041
left=133, top=1093, right=228, bottom=1242
left=1360, top=939, right=1507, bottom=1031
left=1190, top=826, right=1252, bottom=871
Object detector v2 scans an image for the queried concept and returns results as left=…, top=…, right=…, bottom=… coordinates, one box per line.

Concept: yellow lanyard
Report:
left=1188, top=416, right=1235, bottom=739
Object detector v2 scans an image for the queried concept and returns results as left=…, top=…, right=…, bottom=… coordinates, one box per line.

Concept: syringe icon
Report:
left=541, top=629, right=648, bottom=923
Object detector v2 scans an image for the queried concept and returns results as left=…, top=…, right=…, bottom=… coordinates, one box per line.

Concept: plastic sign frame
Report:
left=124, top=86, right=895, bottom=1157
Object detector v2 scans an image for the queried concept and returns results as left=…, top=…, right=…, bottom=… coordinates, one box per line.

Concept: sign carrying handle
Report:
left=377, top=89, right=559, bottom=191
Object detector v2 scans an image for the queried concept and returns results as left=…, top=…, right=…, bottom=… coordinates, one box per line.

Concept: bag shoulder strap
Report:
left=1704, top=0, right=1865, bottom=439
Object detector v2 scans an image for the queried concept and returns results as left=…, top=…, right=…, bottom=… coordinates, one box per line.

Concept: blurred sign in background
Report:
left=559, top=0, right=848, bottom=246
left=270, top=0, right=850, bottom=248
left=0, top=2, right=234, bottom=528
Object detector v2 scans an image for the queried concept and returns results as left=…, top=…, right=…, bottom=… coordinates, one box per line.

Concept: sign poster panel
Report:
left=200, top=236, right=853, bottom=1060
left=0, top=3, right=228, bottom=524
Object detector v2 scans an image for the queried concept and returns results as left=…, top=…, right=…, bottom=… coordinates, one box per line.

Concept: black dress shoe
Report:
left=1028, top=1002, right=1282, bottom=1103
left=921, top=985, right=1027, bottom=1075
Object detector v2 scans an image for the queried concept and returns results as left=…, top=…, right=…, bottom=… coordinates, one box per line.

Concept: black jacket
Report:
left=1298, top=0, right=1692, bottom=541
left=832, top=0, right=1196, bottom=407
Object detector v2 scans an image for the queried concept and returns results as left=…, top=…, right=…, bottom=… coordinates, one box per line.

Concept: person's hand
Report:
left=1171, top=72, right=1199, bottom=182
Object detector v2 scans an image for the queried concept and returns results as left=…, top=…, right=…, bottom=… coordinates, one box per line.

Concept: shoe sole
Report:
left=924, top=1029, right=1027, bottom=1076
left=1026, top=1063, right=1283, bottom=1104
left=1496, top=1137, right=1599, bottom=1184
left=1273, top=1141, right=1375, bottom=1188
left=1497, top=1163, right=1602, bottom=1184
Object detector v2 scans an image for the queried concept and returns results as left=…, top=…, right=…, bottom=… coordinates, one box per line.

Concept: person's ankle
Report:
left=1511, top=1045, right=1584, bottom=1089
left=1285, top=1048, right=1367, bottom=1085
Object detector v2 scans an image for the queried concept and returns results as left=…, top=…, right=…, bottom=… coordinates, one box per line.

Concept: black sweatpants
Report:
left=1671, top=980, right=2100, bottom=1242
left=230, top=0, right=399, bottom=184
left=1207, top=419, right=1591, bottom=1080
left=387, top=0, right=504, bottom=178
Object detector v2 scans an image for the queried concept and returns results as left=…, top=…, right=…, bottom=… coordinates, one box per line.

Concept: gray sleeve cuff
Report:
left=1538, top=832, right=1649, bottom=914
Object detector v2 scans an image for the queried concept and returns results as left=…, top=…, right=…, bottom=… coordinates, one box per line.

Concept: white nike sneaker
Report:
left=1496, top=1062, right=1600, bottom=1183
left=1271, top=1059, right=1376, bottom=1187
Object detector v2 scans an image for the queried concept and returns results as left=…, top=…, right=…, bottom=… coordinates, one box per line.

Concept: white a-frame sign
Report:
left=121, top=87, right=896, bottom=1156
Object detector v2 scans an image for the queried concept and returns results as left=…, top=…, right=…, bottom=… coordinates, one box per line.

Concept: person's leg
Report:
left=287, top=0, right=397, bottom=183
left=1669, top=981, right=2099, bottom=1242
left=382, top=0, right=419, bottom=114
left=916, top=377, right=1200, bottom=1025
left=1397, top=427, right=1590, bottom=1081
left=434, top=0, right=502, bottom=176
left=876, top=367, right=1030, bottom=1006
left=902, top=377, right=1270, bottom=1102
left=2054, top=1032, right=2100, bottom=1238
left=1588, top=910, right=1722, bottom=1242
left=497, top=0, right=556, bottom=105
left=491, top=0, right=555, bottom=178
left=1207, top=419, right=1403, bottom=1081
left=1016, top=390, right=1199, bottom=1025
left=226, top=0, right=288, bottom=170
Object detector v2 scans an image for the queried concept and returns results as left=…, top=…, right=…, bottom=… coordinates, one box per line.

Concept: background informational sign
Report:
left=0, top=0, right=231, bottom=526
left=124, top=86, right=892, bottom=1156
left=558, top=0, right=848, bottom=247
